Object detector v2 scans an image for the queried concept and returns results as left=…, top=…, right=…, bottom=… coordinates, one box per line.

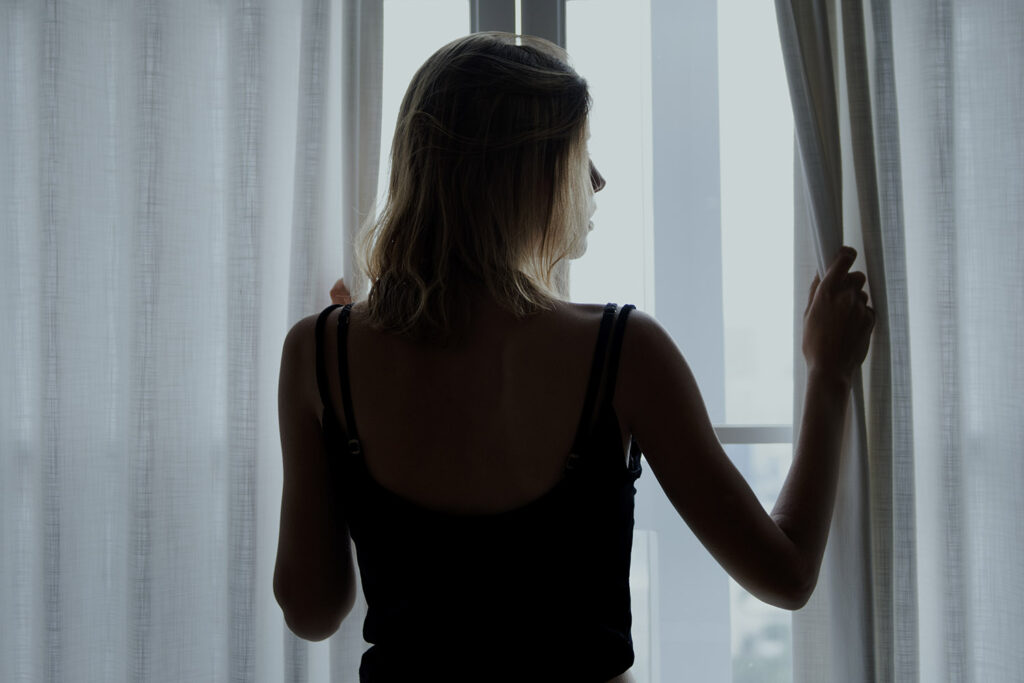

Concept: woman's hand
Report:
left=330, top=278, right=352, bottom=306
left=802, top=246, right=875, bottom=384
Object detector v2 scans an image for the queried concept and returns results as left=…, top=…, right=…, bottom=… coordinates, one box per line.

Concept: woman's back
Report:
left=318, top=298, right=633, bottom=515
left=312, top=298, right=641, bottom=682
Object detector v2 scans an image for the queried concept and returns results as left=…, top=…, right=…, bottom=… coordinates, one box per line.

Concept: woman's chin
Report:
left=568, top=237, right=589, bottom=260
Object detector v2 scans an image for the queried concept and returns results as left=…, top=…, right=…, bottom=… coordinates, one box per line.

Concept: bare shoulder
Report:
left=611, top=308, right=680, bottom=427
left=549, top=303, right=677, bottom=437
left=285, top=311, right=321, bottom=344
left=551, top=303, right=671, bottom=400
left=611, top=307, right=730, bottom=481
left=281, top=312, right=323, bottom=370
left=279, top=311, right=328, bottom=413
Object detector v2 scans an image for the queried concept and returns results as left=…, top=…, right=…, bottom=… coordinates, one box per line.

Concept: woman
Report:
left=274, top=32, right=873, bottom=682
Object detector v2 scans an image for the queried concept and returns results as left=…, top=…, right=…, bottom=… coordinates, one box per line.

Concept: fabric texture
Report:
left=0, top=0, right=383, bottom=681
left=313, top=303, right=642, bottom=682
left=777, top=0, right=1024, bottom=680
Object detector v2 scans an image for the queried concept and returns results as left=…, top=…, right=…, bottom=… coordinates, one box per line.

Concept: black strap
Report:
left=603, top=304, right=636, bottom=406
left=336, top=304, right=363, bottom=456
left=314, top=304, right=344, bottom=427
left=569, top=303, right=637, bottom=461
left=570, top=303, right=617, bottom=454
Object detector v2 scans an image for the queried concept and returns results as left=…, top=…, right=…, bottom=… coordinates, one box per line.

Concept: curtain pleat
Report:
left=775, top=0, right=842, bottom=264
left=777, top=1, right=876, bottom=679
left=287, top=0, right=333, bottom=323
left=856, top=3, right=919, bottom=680
left=41, top=0, right=66, bottom=680
left=840, top=1, right=918, bottom=681
left=284, top=0, right=331, bottom=680
left=227, top=0, right=265, bottom=680
left=340, top=0, right=382, bottom=303
left=901, top=4, right=971, bottom=679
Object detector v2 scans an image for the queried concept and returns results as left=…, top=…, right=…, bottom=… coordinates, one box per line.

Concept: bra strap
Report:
left=314, top=304, right=344, bottom=428
left=569, top=303, right=617, bottom=457
left=336, top=304, right=363, bottom=457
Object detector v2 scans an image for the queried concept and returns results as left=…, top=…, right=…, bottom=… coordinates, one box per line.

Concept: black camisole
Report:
left=314, top=302, right=642, bottom=682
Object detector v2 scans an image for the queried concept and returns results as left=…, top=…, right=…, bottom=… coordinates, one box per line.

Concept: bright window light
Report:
left=377, top=1, right=470, bottom=206
left=566, top=0, right=655, bottom=312
left=718, top=0, right=794, bottom=426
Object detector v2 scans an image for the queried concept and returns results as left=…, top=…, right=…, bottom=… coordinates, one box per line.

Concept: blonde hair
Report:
left=359, top=32, right=592, bottom=344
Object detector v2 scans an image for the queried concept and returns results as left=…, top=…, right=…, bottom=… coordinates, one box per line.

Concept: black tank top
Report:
left=314, top=302, right=642, bottom=682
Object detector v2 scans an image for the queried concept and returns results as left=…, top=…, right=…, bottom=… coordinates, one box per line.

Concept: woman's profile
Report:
left=274, top=31, right=874, bottom=682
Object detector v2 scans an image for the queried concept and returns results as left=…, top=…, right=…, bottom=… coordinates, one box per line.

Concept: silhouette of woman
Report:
left=274, top=32, right=874, bottom=682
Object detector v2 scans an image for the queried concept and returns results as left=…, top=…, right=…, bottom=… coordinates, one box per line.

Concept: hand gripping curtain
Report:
left=775, top=0, right=916, bottom=680
left=776, top=1, right=1024, bottom=681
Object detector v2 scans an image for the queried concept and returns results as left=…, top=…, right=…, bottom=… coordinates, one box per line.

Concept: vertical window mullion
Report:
left=469, top=0, right=515, bottom=33
left=521, top=0, right=566, bottom=47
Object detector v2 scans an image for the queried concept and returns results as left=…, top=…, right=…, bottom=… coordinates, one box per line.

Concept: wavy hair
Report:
left=359, top=32, right=592, bottom=344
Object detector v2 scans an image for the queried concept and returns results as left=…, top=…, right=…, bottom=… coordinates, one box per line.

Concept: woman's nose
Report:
left=590, top=161, right=606, bottom=193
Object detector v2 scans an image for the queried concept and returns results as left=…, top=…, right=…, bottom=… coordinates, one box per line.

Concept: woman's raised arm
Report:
left=614, top=246, right=873, bottom=609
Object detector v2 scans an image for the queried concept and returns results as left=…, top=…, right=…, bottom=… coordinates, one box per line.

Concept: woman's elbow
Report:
left=274, top=574, right=352, bottom=641
left=775, top=564, right=817, bottom=611
left=281, top=609, right=343, bottom=642
left=754, top=557, right=817, bottom=611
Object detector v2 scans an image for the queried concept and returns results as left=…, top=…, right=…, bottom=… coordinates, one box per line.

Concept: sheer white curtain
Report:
left=0, top=0, right=381, bottom=680
left=777, top=0, right=1024, bottom=680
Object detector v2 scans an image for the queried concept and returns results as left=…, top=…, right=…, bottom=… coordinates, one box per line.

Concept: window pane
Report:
left=725, top=443, right=793, bottom=682
left=566, top=0, right=655, bottom=311
left=717, top=0, right=794, bottom=425
left=377, top=1, right=470, bottom=202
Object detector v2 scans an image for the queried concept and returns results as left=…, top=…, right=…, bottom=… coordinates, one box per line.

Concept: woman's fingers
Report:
left=806, top=247, right=866, bottom=318
left=330, top=278, right=352, bottom=305
left=845, top=271, right=867, bottom=290
left=805, top=273, right=821, bottom=317
left=822, top=246, right=857, bottom=293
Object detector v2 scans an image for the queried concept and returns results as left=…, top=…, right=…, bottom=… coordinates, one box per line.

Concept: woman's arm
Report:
left=274, top=313, right=357, bottom=640
left=614, top=247, right=873, bottom=609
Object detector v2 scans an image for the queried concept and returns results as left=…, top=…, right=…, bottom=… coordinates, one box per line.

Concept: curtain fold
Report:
left=0, top=0, right=382, bottom=680
left=838, top=2, right=919, bottom=680
left=777, top=1, right=879, bottom=678
left=340, top=0, right=383, bottom=305
left=779, top=0, right=1024, bottom=681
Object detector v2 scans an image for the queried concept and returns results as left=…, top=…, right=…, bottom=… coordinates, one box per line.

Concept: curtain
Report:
left=777, top=0, right=1024, bottom=681
left=0, top=0, right=382, bottom=680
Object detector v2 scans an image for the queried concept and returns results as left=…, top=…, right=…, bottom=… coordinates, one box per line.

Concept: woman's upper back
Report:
left=315, top=298, right=634, bottom=515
